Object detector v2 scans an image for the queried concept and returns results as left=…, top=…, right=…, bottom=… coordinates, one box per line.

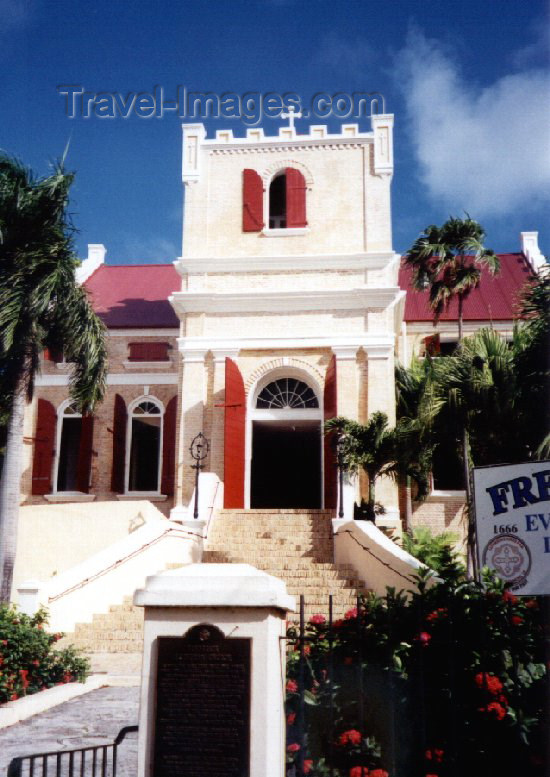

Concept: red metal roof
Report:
left=82, top=253, right=533, bottom=328
left=84, top=264, right=181, bottom=328
left=398, top=253, right=533, bottom=322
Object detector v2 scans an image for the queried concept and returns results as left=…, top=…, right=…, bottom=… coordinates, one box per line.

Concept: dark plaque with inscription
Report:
left=152, top=624, right=251, bottom=777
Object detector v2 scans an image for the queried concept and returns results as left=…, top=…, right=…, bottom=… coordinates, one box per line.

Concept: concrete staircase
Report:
left=203, top=509, right=367, bottom=619
left=57, top=596, right=145, bottom=677
left=59, top=509, right=366, bottom=675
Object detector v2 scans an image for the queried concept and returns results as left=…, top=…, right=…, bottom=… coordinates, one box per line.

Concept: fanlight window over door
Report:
left=256, top=378, right=319, bottom=409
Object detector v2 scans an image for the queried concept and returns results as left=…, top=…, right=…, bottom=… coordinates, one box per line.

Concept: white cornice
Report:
left=35, top=373, right=179, bottom=387
left=177, top=333, right=395, bottom=356
left=175, top=252, right=399, bottom=275
left=107, top=329, right=180, bottom=337
left=170, top=287, right=402, bottom=315
left=406, top=321, right=516, bottom=334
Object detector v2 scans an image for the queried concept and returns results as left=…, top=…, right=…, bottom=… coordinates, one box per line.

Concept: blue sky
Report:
left=1, top=0, right=549, bottom=264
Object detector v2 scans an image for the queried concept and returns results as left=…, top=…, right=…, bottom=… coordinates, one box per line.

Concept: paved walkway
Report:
left=0, top=686, right=140, bottom=776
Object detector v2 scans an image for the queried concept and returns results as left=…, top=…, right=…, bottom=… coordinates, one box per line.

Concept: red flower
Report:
left=511, top=615, right=523, bottom=625
left=19, top=669, right=29, bottom=689
left=475, top=672, right=503, bottom=695
left=344, top=656, right=354, bottom=665
left=339, top=729, right=362, bottom=746
left=303, top=760, right=313, bottom=774
left=333, top=619, right=344, bottom=629
left=425, top=748, right=444, bottom=763
left=10, top=693, right=18, bottom=701
left=426, top=611, right=439, bottom=622
left=349, top=768, right=369, bottom=777
left=345, top=607, right=358, bottom=620
left=309, top=614, right=326, bottom=625
left=287, top=743, right=301, bottom=752
left=286, top=679, right=298, bottom=693
left=502, top=590, right=518, bottom=604
left=425, top=774, right=439, bottom=777
left=287, top=712, right=296, bottom=725
left=416, top=631, right=431, bottom=647
left=484, top=702, right=507, bottom=720
left=370, top=770, right=389, bottom=777
left=32, top=660, right=40, bottom=667
left=525, top=598, right=538, bottom=609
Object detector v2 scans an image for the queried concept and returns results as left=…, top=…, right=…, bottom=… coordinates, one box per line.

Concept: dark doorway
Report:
left=251, top=420, right=321, bottom=508
left=129, top=417, right=161, bottom=491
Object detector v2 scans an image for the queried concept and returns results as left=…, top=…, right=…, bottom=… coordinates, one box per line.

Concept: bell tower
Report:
left=170, top=115, right=405, bottom=526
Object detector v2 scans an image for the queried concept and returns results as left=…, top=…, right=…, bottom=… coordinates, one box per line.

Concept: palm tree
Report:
left=404, top=216, right=500, bottom=343
left=325, top=412, right=432, bottom=523
left=0, top=155, right=107, bottom=602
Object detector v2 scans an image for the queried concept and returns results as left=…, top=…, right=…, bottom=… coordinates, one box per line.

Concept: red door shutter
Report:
left=323, top=355, right=338, bottom=510
left=242, top=169, right=264, bottom=232
left=286, top=167, right=307, bottom=228
left=111, top=394, right=127, bottom=493
left=224, top=358, right=246, bottom=508
left=31, top=399, right=56, bottom=495
left=161, top=396, right=178, bottom=497
left=76, top=414, right=94, bottom=493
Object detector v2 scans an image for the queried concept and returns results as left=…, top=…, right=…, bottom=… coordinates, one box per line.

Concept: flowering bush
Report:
left=0, top=605, right=89, bottom=703
left=285, top=569, right=546, bottom=777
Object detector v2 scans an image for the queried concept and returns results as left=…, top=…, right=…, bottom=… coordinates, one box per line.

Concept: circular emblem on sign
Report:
left=482, top=534, right=531, bottom=590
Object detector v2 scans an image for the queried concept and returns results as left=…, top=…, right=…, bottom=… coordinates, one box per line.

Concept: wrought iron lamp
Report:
left=189, top=432, right=210, bottom=519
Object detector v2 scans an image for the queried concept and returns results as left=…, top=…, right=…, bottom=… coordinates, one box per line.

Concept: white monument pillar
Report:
left=134, top=564, right=295, bottom=777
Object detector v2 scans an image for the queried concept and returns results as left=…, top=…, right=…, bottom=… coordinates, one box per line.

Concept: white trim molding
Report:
left=35, top=373, right=179, bottom=387
left=178, top=333, right=395, bottom=355
left=175, top=251, right=399, bottom=275
left=170, top=287, right=403, bottom=315
left=123, top=360, right=174, bottom=370
left=261, top=227, right=310, bottom=238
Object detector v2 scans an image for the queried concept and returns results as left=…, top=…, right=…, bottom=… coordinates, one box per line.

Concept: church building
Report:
left=18, top=115, right=541, bottom=549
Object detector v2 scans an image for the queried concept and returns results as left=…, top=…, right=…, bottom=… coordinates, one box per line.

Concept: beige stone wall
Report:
left=183, top=142, right=392, bottom=258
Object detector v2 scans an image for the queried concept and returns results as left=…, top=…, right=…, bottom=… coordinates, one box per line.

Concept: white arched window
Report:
left=126, top=397, right=164, bottom=493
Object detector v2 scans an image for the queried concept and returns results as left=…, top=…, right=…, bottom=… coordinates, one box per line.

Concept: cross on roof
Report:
left=281, top=105, right=302, bottom=130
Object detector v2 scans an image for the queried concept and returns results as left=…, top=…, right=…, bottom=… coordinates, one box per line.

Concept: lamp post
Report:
left=336, top=434, right=347, bottom=519
left=189, top=432, right=210, bottom=519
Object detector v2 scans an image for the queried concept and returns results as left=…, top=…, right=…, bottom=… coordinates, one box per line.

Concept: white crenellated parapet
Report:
left=371, top=114, right=394, bottom=178
left=520, top=231, right=546, bottom=273
left=76, top=243, right=106, bottom=284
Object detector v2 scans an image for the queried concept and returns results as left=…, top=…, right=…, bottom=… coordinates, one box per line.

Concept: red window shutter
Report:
left=224, top=358, right=246, bottom=508
left=76, top=414, right=94, bottom=493
left=111, top=394, right=127, bottom=493
left=128, top=342, right=169, bottom=362
left=286, top=167, right=307, bottom=228
left=323, top=355, right=338, bottom=510
left=161, top=396, right=178, bottom=497
left=423, top=334, right=441, bottom=356
left=44, top=347, right=63, bottom=363
left=242, top=169, right=264, bottom=232
left=31, top=399, right=56, bottom=495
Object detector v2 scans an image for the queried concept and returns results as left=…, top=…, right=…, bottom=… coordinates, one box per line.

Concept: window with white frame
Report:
left=127, top=398, right=163, bottom=492
left=56, top=402, right=82, bottom=492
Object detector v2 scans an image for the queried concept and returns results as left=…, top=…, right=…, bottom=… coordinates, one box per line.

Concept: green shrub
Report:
left=0, top=604, right=89, bottom=703
left=286, top=570, right=546, bottom=777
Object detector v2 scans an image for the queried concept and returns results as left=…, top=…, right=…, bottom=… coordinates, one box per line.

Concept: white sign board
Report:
left=473, top=461, right=550, bottom=596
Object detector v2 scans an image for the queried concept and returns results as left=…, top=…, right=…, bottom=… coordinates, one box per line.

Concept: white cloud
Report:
left=395, top=29, right=550, bottom=217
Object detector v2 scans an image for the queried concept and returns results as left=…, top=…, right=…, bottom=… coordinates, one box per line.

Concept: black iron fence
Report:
left=7, top=726, right=138, bottom=777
